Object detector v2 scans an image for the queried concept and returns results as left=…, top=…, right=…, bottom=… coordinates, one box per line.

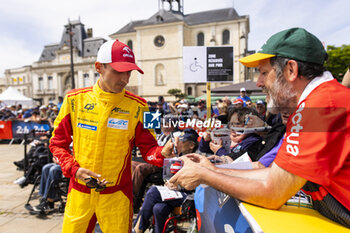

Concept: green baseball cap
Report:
left=240, top=28, right=327, bottom=67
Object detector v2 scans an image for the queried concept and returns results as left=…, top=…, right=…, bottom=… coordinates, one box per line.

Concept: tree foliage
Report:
left=167, top=88, right=186, bottom=100
left=324, top=45, right=350, bottom=82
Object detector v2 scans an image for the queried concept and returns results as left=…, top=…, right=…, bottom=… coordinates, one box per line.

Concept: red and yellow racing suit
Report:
left=49, top=82, right=164, bottom=233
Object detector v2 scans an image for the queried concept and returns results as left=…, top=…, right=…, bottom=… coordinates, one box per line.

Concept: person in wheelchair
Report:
left=13, top=131, right=51, bottom=172
left=133, top=128, right=199, bottom=233
left=132, top=115, right=179, bottom=213
left=14, top=134, right=52, bottom=188
left=32, top=157, right=63, bottom=214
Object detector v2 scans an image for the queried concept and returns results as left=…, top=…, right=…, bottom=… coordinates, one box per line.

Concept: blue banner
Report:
left=195, top=185, right=253, bottom=233
left=11, top=120, right=51, bottom=139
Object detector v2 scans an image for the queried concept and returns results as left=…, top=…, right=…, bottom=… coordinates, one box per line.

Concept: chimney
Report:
left=87, top=28, right=93, bottom=38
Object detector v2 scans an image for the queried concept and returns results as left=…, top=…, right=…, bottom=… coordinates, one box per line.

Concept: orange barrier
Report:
left=0, top=121, right=13, bottom=139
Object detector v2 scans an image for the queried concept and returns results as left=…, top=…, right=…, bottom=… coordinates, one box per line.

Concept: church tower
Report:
left=159, top=0, right=184, bottom=14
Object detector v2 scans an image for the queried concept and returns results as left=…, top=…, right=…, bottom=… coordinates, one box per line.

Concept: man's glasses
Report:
left=84, top=177, right=106, bottom=192
left=227, top=124, right=272, bottom=134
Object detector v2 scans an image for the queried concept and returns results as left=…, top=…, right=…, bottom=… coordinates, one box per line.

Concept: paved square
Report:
left=0, top=144, right=63, bottom=233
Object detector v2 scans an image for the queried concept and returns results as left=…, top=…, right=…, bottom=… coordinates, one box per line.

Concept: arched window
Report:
left=127, top=40, right=133, bottom=50
left=94, top=72, right=99, bottom=84
left=38, top=77, right=43, bottom=90
left=83, top=73, right=90, bottom=87
left=197, top=32, right=204, bottom=46
left=222, top=30, right=230, bottom=45
left=64, top=76, right=72, bottom=90
left=48, top=76, right=53, bottom=89
left=187, top=87, right=192, bottom=96
left=222, top=29, right=230, bottom=44
left=155, top=64, right=166, bottom=86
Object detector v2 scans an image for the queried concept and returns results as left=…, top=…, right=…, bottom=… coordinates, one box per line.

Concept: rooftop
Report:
left=112, top=7, right=247, bottom=35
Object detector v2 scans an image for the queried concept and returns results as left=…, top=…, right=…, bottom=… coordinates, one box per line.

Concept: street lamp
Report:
left=67, top=19, right=75, bottom=89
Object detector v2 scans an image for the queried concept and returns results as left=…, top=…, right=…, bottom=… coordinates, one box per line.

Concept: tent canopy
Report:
left=189, top=81, right=266, bottom=103
left=0, top=87, right=34, bottom=107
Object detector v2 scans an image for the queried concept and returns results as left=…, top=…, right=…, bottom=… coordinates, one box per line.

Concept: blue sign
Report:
left=195, top=185, right=253, bottom=233
left=143, top=111, right=161, bottom=129
left=11, top=120, right=51, bottom=139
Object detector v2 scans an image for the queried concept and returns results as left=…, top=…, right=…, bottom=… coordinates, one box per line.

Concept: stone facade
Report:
left=30, top=21, right=105, bottom=105
left=3, top=66, right=33, bottom=99
left=110, top=3, right=250, bottom=101
left=4, top=20, right=105, bottom=105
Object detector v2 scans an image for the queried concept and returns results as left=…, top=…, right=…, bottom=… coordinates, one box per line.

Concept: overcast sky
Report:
left=1, top=0, right=349, bottom=77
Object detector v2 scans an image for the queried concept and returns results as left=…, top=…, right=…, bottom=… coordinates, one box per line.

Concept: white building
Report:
left=110, top=0, right=250, bottom=100
left=4, top=66, right=32, bottom=98
left=5, top=20, right=105, bottom=105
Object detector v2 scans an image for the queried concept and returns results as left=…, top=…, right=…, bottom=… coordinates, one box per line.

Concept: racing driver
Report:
left=50, top=39, right=173, bottom=232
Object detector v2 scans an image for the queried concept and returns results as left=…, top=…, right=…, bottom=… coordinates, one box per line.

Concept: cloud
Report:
left=235, top=0, right=350, bottom=50
left=0, top=36, right=40, bottom=75
left=323, top=25, right=350, bottom=47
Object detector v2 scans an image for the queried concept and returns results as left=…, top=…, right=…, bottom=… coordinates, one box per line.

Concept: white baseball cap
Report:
left=256, top=100, right=264, bottom=105
left=177, top=104, right=188, bottom=109
left=39, top=105, right=47, bottom=110
left=96, top=40, right=144, bottom=74
left=240, top=87, right=246, bottom=92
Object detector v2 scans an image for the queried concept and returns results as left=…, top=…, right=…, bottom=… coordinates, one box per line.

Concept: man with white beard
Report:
left=169, top=28, right=350, bottom=228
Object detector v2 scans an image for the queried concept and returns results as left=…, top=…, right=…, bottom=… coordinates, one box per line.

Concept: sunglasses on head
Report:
left=84, top=177, right=106, bottom=192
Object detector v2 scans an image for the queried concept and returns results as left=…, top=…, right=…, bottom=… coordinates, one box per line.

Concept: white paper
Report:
left=232, top=152, right=252, bottom=163
left=215, top=153, right=252, bottom=169
left=156, top=185, right=183, bottom=201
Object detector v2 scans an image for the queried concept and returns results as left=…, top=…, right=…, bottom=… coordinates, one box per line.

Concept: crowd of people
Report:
left=0, top=96, right=63, bottom=128
left=9, top=27, right=350, bottom=233
left=146, top=95, right=267, bottom=125
left=2, top=93, right=260, bottom=131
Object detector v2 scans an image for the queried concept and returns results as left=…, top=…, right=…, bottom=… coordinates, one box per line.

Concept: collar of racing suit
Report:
left=93, top=80, right=126, bottom=105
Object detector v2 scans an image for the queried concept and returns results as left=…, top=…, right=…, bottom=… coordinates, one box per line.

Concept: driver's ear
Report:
left=95, top=62, right=102, bottom=74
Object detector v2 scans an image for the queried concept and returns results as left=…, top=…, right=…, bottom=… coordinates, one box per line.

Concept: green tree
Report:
left=324, top=45, right=350, bottom=82
left=167, top=88, right=186, bottom=100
